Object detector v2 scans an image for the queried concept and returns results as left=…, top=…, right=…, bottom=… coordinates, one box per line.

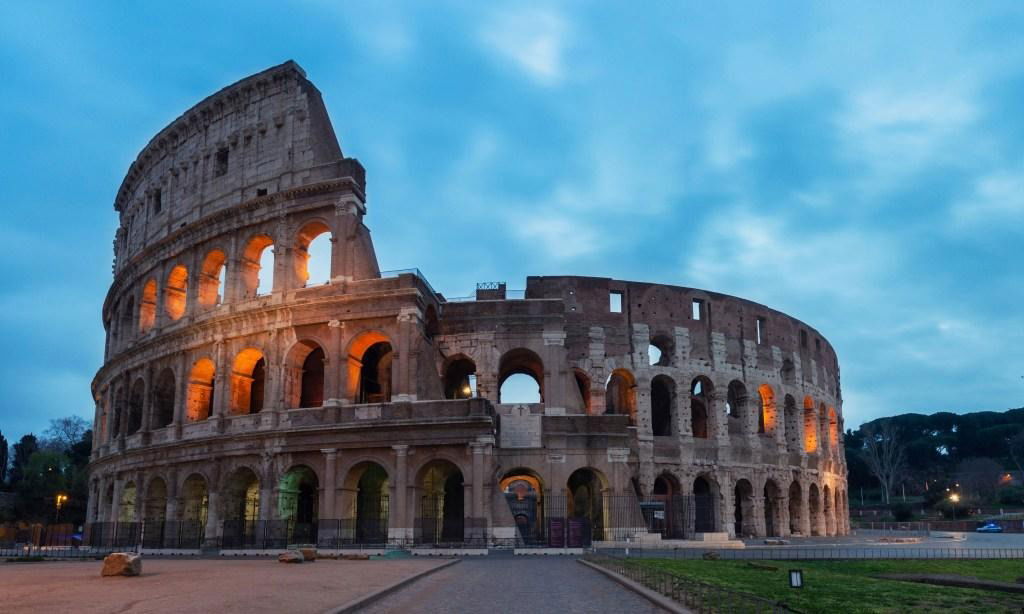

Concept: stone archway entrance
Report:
left=417, top=460, right=464, bottom=545
left=734, top=479, right=755, bottom=538
left=500, top=470, right=544, bottom=545
left=567, top=468, right=606, bottom=544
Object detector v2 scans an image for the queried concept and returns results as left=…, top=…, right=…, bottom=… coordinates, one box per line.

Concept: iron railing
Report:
left=597, top=546, right=1024, bottom=560
left=584, top=553, right=792, bottom=613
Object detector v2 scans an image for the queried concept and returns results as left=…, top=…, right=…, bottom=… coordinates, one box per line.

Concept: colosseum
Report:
left=87, top=61, right=849, bottom=551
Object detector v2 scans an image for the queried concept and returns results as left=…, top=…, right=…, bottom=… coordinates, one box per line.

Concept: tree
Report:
left=8, top=434, right=39, bottom=487
left=14, top=450, right=69, bottom=522
left=1007, top=430, right=1024, bottom=476
left=957, top=457, right=1004, bottom=503
left=862, top=421, right=907, bottom=505
left=0, top=430, right=8, bottom=485
left=42, top=416, right=90, bottom=453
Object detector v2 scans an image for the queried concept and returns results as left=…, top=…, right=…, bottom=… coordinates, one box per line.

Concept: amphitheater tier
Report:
left=89, top=62, right=849, bottom=546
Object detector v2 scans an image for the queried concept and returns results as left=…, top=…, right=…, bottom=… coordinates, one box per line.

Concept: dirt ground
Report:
left=0, top=556, right=449, bottom=613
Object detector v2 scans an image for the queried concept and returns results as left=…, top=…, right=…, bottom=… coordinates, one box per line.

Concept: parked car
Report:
left=976, top=522, right=1004, bottom=533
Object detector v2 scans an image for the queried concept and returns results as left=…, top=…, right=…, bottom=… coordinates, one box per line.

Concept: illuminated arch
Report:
left=164, top=265, right=188, bottom=320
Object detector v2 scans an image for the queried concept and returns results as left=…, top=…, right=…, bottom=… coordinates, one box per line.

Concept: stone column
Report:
left=110, top=476, right=124, bottom=524
left=470, top=442, right=485, bottom=530
left=211, top=340, right=229, bottom=425
left=391, top=445, right=409, bottom=541
left=394, top=308, right=417, bottom=401
left=86, top=479, right=98, bottom=524
left=321, top=449, right=338, bottom=519
left=800, top=486, right=812, bottom=537
left=325, top=320, right=343, bottom=405
left=752, top=495, right=766, bottom=538
left=777, top=495, right=790, bottom=538
left=204, top=490, right=221, bottom=547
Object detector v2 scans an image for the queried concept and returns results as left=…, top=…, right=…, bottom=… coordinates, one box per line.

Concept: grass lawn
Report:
left=630, top=558, right=1024, bottom=613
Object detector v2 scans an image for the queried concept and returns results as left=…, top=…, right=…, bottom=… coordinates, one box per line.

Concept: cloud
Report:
left=949, top=168, right=1024, bottom=229
left=479, top=7, right=569, bottom=86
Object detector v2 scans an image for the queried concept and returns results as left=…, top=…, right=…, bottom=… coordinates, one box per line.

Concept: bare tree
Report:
left=862, top=421, right=907, bottom=505
left=42, top=416, right=90, bottom=452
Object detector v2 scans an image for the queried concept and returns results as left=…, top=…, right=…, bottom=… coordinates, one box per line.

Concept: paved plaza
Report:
left=0, top=557, right=449, bottom=614
left=361, top=555, right=664, bottom=614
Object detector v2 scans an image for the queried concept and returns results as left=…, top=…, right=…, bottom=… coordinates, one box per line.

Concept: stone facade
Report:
left=88, top=61, right=849, bottom=545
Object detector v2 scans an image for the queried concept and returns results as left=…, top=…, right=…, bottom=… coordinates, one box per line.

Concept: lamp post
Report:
left=949, top=493, right=960, bottom=520
left=55, top=493, right=69, bottom=524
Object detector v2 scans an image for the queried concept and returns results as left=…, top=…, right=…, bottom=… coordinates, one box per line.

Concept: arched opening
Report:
left=417, top=460, right=464, bottom=544
left=690, top=377, right=712, bottom=439
left=139, top=279, right=157, bottom=333
left=443, top=356, right=476, bottom=399
left=605, top=369, right=636, bottom=421
left=181, top=474, right=209, bottom=530
left=198, top=249, right=228, bottom=308
left=649, top=334, right=673, bottom=367
left=295, top=220, right=333, bottom=286
left=344, top=462, right=390, bottom=544
left=153, top=368, right=175, bottom=428
left=828, top=407, right=839, bottom=449
left=758, top=384, right=776, bottom=435
left=498, top=348, right=545, bottom=404
left=650, top=473, right=684, bottom=538
left=186, top=358, right=215, bottom=421
left=500, top=470, right=544, bottom=545
left=127, top=379, right=144, bottom=435
left=223, top=468, right=260, bottom=524
left=230, top=348, right=266, bottom=414
left=764, top=480, right=782, bottom=537
left=120, top=298, right=135, bottom=341
left=823, top=484, right=835, bottom=536
left=119, top=482, right=137, bottom=522
left=808, top=483, right=821, bottom=536
left=788, top=481, right=803, bottom=535
left=111, top=386, right=125, bottom=437
left=784, top=395, right=800, bottom=453
left=144, top=478, right=167, bottom=522
left=803, top=397, right=818, bottom=453
left=241, top=234, right=275, bottom=297
left=694, top=476, right=718, bottom=533
left=164, top=265, right=188, bottom=321
left=734, top=479, right=755, bottom=537
left=651, top=375, right=674, bottom=436
left=572, top=369, right=592, bottom=413
left=726, top=380, right=748, bottom=434
left=358, top=342, right=392, bottom=404
left=278, top=465, right=319, bottom=543
left=285, top=340, right=326, bottom=409
left=567, top=468, right=607, bottom=544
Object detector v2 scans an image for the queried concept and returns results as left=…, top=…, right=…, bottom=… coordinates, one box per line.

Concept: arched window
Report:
left=231, top=348, right=266, bottom=414
left=144, top=478, right=168, bottom=522
left=690, top=377, right=712, bottom=439
left=649, top=335, right=673, bottom=367
left=358, top=342, right=392, bottom=404
left=726, top=381, right=747, bottom=430
left=139, top=279, right=157, bottom=332
left=443, top=356, right=477, bottom=399
left=127, top=379, right=144, bottom=435
left=164, top=265, right=188, bottom=320
left=301, top=347, right=326, bottom=408
left=803, top=397, right=818, bottom=453
left=572, top=369, right=592, bottom=413
left=186, top=358, right=215, bottom=421
left=757, top=384, right=776, bottom=435
left=498, top=348, right=545, bottom=404
left=120, top=297, right=135, bottom=341
left=828, top=407, right=839, bottom=448
left=241, top=235, right=274, bottom=297
left=153, top=368, right=175, bottom=428
left=651, top=375, right=674, bottom=436
left=295, top=220, right=332, bottom=287
left=417, top=460, right=464, bottom=544
left=605, top=369, right=636, bottom=420
left=198, top=249, right=227, bottom=307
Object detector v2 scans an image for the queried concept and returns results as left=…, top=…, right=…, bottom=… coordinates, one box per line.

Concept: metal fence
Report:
left=600, top=546, right=1024, bottom=560
left=584, top=553, right=791, bottom=613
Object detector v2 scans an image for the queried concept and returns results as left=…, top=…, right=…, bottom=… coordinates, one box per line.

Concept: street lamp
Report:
left=949, top=493, right=960, bottom=519
left=55, top=493, right=68, bottom=524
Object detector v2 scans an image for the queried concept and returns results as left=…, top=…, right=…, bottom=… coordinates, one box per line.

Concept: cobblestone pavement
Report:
left=361, top=555, right=664, bottom=613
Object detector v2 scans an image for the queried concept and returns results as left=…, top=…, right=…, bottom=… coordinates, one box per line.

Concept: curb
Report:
left=323, top=557, right=461, bottom=613
left=577, top=559, right=691, bottom=614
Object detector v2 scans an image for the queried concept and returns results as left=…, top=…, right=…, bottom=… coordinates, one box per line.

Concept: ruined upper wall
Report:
left=112, top=61, right=361, bottom=273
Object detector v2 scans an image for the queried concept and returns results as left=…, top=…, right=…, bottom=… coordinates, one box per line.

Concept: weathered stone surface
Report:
left=278, top=550, right=304, bottom=564
left=342, top=553, right=370, bottom=561
left=101, top=552, right=141, bottom=576
left=298, top=547, right=316, bottom=561
left=87, top=61, right=850, bottom=549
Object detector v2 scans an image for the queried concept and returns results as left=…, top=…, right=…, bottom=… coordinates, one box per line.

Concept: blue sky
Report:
left=2, top=2, right=1023, bottom=439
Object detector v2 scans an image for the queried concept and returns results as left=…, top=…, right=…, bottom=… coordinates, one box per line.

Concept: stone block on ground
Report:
left=342, top=553, right=370, bottom=560
left=299, top=547, right=317, bottom=561
left=278, top=550, right=304, bottom=563
left=101, top=552, right=142, bottom=577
